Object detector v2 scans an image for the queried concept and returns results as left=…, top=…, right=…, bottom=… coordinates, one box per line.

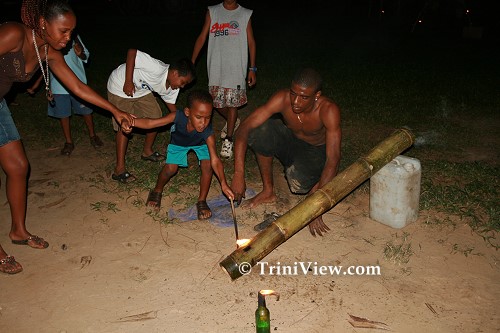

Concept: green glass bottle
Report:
left=255, top=292, right=270, bottom=333
left=255, top=290, right=279, bottom=333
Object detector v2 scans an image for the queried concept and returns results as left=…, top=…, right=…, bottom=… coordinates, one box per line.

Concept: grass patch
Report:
left=90, top=201, right=121, bottom=213
left=383, top=232, right=414, bottom=265
left=420, top=160, right=499, bottom=247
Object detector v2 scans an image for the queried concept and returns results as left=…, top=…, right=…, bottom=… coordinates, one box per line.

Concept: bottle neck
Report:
left=258, top=292, right=267, bottom=308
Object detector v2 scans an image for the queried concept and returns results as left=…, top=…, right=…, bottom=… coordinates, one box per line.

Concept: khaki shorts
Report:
left=108, top=91, right=162, bottom=131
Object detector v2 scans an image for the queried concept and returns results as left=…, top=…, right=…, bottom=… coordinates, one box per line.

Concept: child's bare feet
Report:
left=146, top=190, right=162, bottom=210
left=196, top=201, right=212, bottom=220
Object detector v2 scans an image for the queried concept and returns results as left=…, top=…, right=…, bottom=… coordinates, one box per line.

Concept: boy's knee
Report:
left=161, top=164, right=178, bottom=178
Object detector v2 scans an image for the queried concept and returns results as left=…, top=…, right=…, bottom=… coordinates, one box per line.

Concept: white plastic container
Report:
left=369, top=155, right=421, bottom=228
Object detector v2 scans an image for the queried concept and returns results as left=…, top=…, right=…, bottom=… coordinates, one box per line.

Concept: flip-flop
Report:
left=112, top=171, right=136, bottom=183
left=11, top=235, right=49, bottom=249
left=141, top=152, right=164, bottom=162
left=0, top=255, right=23, bottom=274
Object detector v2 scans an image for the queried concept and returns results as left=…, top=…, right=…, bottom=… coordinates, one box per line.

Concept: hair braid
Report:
left=21, top=0, right=47, bottom=34
left=21, top=0, right=73, bottom=37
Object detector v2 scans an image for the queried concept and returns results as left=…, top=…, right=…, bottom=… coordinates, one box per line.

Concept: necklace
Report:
left=297, top=113, right=303, bottom=124
left=32, top=29, right=54, bottom=104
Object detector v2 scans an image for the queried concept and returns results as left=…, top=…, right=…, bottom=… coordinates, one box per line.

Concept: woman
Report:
left=0, top=0, right=133, bottom=274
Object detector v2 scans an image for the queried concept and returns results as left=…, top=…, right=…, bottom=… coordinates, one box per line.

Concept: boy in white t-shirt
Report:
left=107, top=49, right=195, bottom=183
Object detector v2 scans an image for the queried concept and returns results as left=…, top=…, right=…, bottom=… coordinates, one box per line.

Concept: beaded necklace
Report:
left=32, top=29, right=53, bottom=104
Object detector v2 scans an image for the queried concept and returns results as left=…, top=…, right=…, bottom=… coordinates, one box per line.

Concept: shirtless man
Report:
left=231, top=68, right=341, bottom=236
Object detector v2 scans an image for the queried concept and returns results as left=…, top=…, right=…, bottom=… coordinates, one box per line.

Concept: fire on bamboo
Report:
left=220, top=128, right=415, bottom=280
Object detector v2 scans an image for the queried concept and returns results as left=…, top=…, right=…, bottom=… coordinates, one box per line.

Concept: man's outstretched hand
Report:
left=308, top=216, right=330, bottom=237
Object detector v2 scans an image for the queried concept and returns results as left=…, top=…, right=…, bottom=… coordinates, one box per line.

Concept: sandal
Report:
left=141, top=151, right=164, bottom=162
left=196, top=200, right=212, bottom=220
left=61, top=142, right=74, bottom=156
left=146, top=190, right=162, bottom=210
left=11, top=235, right=49, bottom=249
left=112, top=171, right=136, bottom=184
left=0, top=255, right=23, bottom=274
left=90, top=135, right=104, bottom=148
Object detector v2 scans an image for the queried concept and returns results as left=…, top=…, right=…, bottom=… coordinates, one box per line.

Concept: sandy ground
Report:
left=0, top=130, right=499, bottom=333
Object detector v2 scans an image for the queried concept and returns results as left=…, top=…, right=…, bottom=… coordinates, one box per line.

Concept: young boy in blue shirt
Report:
left=124, top=89, right=234, bottom=219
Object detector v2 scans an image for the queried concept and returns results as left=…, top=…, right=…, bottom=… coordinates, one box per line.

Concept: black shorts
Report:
left=248, top=117, right=326, bottom=194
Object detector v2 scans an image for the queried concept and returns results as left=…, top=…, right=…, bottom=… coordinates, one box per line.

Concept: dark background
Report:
left=2, top=0, right=499, bottom=37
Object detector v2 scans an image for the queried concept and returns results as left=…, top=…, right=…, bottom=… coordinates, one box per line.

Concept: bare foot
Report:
left=196, top=201, right=212, bottom=220
left=146, top=190, right=162, bottom=210
left=242, top=191, right=277, bottom=209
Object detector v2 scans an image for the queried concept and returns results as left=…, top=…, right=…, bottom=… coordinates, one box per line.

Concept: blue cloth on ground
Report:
left=168, top=189, right=256, bottom=227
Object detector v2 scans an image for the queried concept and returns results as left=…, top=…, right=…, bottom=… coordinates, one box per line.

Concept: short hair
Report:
left=187, top=89, right=213, bottom=109
left=22, top=0, right=74, bottom=35
left=170, top=58, right=196, bottom=80
left=291, top=68, right=323, bottom=92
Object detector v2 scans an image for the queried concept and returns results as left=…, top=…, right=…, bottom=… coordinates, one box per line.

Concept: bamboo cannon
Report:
left=220, top=128, right=415, bottom=280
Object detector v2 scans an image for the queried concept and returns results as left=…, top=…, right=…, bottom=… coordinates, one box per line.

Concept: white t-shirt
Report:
left=107, top=50, right=179, bottom=104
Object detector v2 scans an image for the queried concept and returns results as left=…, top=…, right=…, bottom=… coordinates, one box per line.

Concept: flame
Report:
left=259, top=289, right=280, bottom=301
left=259, top=289, right=275, bottom=295
left=236, top=239, right=250, bottom=248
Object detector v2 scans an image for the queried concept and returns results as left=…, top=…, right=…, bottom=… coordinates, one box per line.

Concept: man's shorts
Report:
left=209, top=86, right=247, bottom=109
left=48, top=94, right=93, bottom=118
left=166, top=144, right=210, bottom=167
left=108, top=91, right=162, bottom=131
left=248, top=117, right=327, bottom=194
left=0, top=99, right=21, bottom=147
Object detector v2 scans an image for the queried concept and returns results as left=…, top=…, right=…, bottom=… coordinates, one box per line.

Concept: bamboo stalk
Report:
left=220, top=128, right=415, bottom=280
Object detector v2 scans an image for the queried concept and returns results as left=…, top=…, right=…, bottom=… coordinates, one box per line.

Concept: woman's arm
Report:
left=0, top=23, right=24, bottom=58
left=47, top=48, right=133, bottom=125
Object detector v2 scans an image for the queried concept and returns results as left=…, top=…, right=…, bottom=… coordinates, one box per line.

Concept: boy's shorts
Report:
left=166, top=144, right=209, bottom=167
left=48, top=94, right=93, bottom=118
left=0, top=99, right=21, bottom=147
left=108, top=91, right=162, bottom=131
left=248, top=117, right=327, bottom=194
left=209, top=86, right=247, bottom=108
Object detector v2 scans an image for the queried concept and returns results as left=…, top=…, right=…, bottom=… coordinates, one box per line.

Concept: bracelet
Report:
left=248, top=67, right=257, bottom=72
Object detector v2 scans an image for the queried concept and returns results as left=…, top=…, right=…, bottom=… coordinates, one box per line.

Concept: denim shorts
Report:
left=248, top=117, right=326, bottom=194
left=48, top=94, right=93, bottom=118
left=0, top=99, right=21, bottom=147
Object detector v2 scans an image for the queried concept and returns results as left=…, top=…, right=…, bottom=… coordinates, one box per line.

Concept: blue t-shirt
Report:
left=170, top=109, right=213, bottom=146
